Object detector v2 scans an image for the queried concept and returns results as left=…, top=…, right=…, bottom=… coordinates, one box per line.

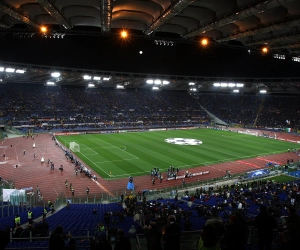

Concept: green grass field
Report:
left=56, top=129, right=296, bottom=179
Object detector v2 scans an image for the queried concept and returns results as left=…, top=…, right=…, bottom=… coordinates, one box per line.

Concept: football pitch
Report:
left=56, top=129, right=296, bottom=179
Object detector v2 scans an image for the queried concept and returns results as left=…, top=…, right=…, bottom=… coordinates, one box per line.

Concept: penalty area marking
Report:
left=95, top=138, right=139, bottom=159
left=94, top=157, right=138, bottom=164
left=77, top=152, right=111, bottom=177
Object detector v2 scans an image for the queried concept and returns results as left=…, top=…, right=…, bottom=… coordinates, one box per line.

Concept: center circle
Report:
left=164, top=138, right=203, bottom=145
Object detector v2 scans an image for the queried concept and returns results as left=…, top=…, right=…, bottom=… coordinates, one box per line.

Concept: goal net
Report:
left=70, top=142, right=80, bottom=152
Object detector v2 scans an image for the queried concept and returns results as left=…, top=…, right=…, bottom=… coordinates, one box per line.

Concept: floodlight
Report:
left=93, top=76, right=101, bottom=81
left=5, top=68, right=15, bottom=72
left=220, top=83, right=227, bottom=87
left=41, top=26, right=47, bottom=33
left=146, top=79, right=154, bottom=84
left=201, top=38, right=208, bottom=46
left=120, top=30, right=128, bottom=38
left=88, top=83, right=95, bottom=87
left=228, top=83, right=235, bottom=87
left=190, top=88, right=197, bottom=92
left=152, top=86, right=159, bottom=90
left=0, top=67, right=4, bottom=72
left=103, top=77, right=110, bottom=81
left=46, top=81, right=55, bottom=85
left=116, top=85, right=125, bottom=89
left=233, top=89, right=239, bottom=93
left=292, top=57, right=300, bottom=62
left=51, top=72, right=60, bottom=77
left=213, top=83, right=220, bottom=87
left=162, top=80, right=169, bottom=85
left=189, top=82, right=195, bottom=86
left=16, top=69, right=25, bottom=74
left=262, top=47, right=268, bottom=54
left=236, top=83, right=244, bottom=87
left=259, top=89, right=267, bottom=93
left=83, top=75, right=92, bottom=80
left=154, top=79, right=161, bottom=85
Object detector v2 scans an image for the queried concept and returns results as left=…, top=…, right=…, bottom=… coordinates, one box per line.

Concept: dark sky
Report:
left=0, top=34, right=299, bottom=77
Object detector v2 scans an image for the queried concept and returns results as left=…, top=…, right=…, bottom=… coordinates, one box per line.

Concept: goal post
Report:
left=70, top=142, right=80, bottom=153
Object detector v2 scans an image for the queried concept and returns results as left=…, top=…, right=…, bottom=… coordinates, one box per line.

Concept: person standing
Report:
left=198, top=225, right=220, bottom=250
left=23, top=150, right=25, bottom=155
left=13, top=214, right=21, bottom=231
left=65, top=180, right=68, bottom=189
left=114, top=229, right=131, bottom=250
left=222, top=212, right=248, bottom=250
left=254, top=205, right=277, bottom=250
left=49, top=226, right=65, bottom=250
left=163, top=215, right=181, bottom=250
left=27, top=209, right=33, bottom=224
left=205, top=208, right=225, bottom=243
left=42, top=207, right=47, bottom=220
left=72, top=188, right=74, bottom=196
left=86, top=187, right=89, bottom=195
left=50, top=204, right=55, bottom=214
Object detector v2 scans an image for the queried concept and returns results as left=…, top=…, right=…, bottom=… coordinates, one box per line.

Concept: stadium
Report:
left=1, top=0, right=300, bottom=249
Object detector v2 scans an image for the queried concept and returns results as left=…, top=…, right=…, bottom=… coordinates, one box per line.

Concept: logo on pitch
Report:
left=164, top=138, right=203, bottom=145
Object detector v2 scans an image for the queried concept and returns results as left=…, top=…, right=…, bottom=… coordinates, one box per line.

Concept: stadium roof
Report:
left=1, top=0, right=300, bottom=93
left=0, top=0, right=300, bottom=52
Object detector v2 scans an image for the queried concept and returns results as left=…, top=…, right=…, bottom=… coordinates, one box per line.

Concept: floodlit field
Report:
left=56, top=129, right=296, bottom=179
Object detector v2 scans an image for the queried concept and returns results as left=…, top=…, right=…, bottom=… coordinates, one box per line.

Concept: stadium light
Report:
left=273, top=54, right=285, bottom=60
left=0, top=67, right=4, bottom=72
left=154, top=79, right=161, bottom=85
left=220, top=83, right=227, bottom=87
left=292, top=57, right=300, bottom=62
left=5, top=68, right=15, bottom=72
left=93, top=76, right=101, bottom=81
left=103, top=77, right=110, bottom=81
left=83, top=75, right=92, bottom=80
left=46, top=81, right=55, bottom=85
left=228, top=83, right=236, bottom=87
left=116, top=85, right=125, bottom=89
left=88, top=83, right=95, bottom=88
left=120, top=30, right=128, bottom=39
left=259, top=89, right=267, bottom=93
left=162, top=80, right=169, bottom=85
left=201, top=38, right=208, bottom=47
left=233, top=89, right=239, bottom=93
left=146, top=79, right=154, bottom=84
left=51, top=72, right=60, bottom=77
left=213, top=83, right=221, bottom=87
left=190, top=88, right=197, bottom=92
left=236, top=83, right=244, bottom=87
left=189, top=82, right=195, bottom=86
left=152, top=86, right=160, bottom=90
left=262, top=47, right=268, bottom=54
left=40, top=26, right=47, bottom=33
left=16, top=69, right=25, bottom=74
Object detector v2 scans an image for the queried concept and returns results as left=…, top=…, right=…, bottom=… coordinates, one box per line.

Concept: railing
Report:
left=5, top=125, right=24, bottom=135
left=6, top=231, right=94, bottom=250
left=47, top=169, right=285, bottom=208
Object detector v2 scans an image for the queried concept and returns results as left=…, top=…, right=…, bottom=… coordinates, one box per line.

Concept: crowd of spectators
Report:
left=0, top=84, right=209, bottom=132
left=1, top=177, right=300, bottom=249
left=112, top=178, right=300, bottom=250
left=2, top=84, right=299, bottom=133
